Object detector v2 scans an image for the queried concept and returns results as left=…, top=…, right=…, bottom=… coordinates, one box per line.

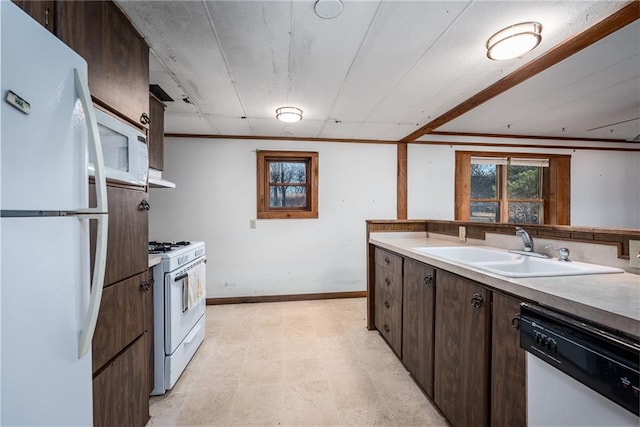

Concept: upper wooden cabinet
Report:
left=56, top=1, right=149, bottom=129
left=148, top=94, right=166, bottom=171
left=12, top=1, right=55, bottom=32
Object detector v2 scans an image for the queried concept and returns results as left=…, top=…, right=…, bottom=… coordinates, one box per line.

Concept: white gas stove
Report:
left=149, top=241, right=206, bottom=395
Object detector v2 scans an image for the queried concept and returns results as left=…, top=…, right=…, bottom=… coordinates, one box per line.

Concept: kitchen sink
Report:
left=412, top=246, right=519, bottom=263
left=412, top=246, right=624, bottom=277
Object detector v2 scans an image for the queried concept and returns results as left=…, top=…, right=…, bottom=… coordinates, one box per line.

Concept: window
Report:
left=257, top=150, right=318, bottom=219
left=455, top=151, right=571, bottom=225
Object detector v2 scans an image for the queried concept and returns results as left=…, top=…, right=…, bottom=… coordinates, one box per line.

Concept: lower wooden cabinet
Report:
left=491, top=292, right=526, bottom=427
left=93, top=335, right=149, bottom=427
left=402, top=258, right=435, bottom=397
left=369, top=245, right=527, bottom=427
left=90, top=184, right=151, bottom=427
left=92, top=272, right=149, bottom=372
left=374, top=248, right=403, bottom=356
left=434, top=270, right=490, bottom=427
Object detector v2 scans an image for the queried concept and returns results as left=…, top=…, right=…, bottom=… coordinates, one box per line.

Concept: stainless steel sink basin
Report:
left=412, top=246, right=624, bottom=277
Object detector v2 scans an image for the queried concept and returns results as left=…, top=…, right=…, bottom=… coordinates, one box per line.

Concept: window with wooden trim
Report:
left=455, top=151, right=571, bottom=225
left=257, top=151, right=318, bottom=219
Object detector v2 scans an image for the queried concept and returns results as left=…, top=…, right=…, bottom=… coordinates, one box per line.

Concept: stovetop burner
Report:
left=149, top=241, right=191, bottom=254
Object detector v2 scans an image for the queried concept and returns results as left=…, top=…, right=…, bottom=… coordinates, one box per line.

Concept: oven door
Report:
left=165, top=257, right=206, bottom=355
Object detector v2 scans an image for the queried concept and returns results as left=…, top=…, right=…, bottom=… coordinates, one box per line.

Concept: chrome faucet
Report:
left=515, top=227, right=534, bottom=252
left=509, top=227, right=550, bottom=258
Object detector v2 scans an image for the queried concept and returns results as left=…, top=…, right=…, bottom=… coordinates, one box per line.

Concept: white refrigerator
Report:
left=1, top=2, right=109, bottom=425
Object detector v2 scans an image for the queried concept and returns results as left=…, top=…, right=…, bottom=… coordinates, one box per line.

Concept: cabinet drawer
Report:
left=89, top=185, right=149, bottom=286
left=93, top=335, right=149, bottom=427
left=375, top=290, right=402, bottom=355
left=375, top=265, right=402, bottom=301
left=92, top=271, right=151, bottom=372
left=375, top=248, right=402, bottom=275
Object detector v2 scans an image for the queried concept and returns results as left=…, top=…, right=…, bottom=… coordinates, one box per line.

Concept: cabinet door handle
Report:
left=140, top=112, right=151, bottom=125
left=138, top=200, right=151, bottom=211
left=139, top=281, right=150, bottom=292
left=384, top=256, right=391, bottom=265
left=470, top=293, right=484, bottom=309
left=511, top=314, right=521, bottom=329
left=384, top=300, right=390, bottom=309
left=383, top=324, right=390, bottom=333
left=423, top=274, right=433, bottom=286
left=384, top=277, right=391, bottom=286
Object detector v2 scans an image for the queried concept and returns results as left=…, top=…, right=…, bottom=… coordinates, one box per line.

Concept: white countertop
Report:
left=148, top=255, right=162, bottom=268
left=370, top=232, right=640, bottom=338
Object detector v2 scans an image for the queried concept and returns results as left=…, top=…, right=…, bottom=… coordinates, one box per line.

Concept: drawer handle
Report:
left=139, top=281, right=151, bottom=292
left=140, top=112, right=151, bottom=125
left=384, top=300, right=390, bottom=309
left=138, top=200, right=151, bottom=211
left=383, top=324, right=390, bottom=333
left=470, top=293, right=484, bottom=309
left=384, top=256, right=391, bottom=265
left=512, top=314, right=521, bottom=330
left=423, top=274, right=433, bottom=286
left=385, top=277, right=391, bottom=286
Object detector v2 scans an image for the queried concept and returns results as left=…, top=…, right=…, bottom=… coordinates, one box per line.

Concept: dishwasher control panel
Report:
left=520, top=303, right=639, bottom=417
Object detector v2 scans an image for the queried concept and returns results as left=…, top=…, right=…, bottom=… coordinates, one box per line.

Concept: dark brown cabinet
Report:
left=149, top=94, right=166, bottom=171
left=434, top=270, right=490, bottom=427
left=402, top=258, right=435, bottom=398
left=90, top=184, right=149, bottom=285
left=12, top=0, right=55, bottom=32
left=92, top=271, right=150, bottom=372
left=374, top=248, right=403, bottom=356
left=491, top=292, right=526, bottom=427
left=93, top=335, right=149, bottom=427
left=89, top=184, right=150, bottom=427
left=56, top=1, right=149, bottom=128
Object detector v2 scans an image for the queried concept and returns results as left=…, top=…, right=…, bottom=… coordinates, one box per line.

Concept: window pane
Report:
left=507, top=166, right=541, bottom=199
left=470, top=164, right=497, bottom=198
left=508, top=202, right=542, bottom=224
left=269, top=162, right=306, bottom=184
left=470, top=202, right=499, bottom=222
left=269, top=186, right=307, bottom=208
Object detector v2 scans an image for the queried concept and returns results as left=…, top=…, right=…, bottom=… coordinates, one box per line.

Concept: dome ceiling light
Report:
left=486, top=22, right=542, bottom=60
left=275, top=106, right=303, bottom=123
left=314, top=0, right=343, bottom=19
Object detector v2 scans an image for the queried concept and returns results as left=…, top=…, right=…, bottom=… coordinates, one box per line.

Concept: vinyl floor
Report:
left=147, top=297, right=448, bottom=426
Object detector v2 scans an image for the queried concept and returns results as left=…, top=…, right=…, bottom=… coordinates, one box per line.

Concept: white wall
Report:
left=152, top=137, right=639, bottom=298
left=571, top=150, right=640, bottom=228
left=408, top=143, right=640, bottom=228
left=150, top=138, right=397, bottom=298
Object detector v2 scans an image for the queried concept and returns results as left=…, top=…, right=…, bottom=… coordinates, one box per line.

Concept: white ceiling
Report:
left=117, top=0, right=639, bottom=143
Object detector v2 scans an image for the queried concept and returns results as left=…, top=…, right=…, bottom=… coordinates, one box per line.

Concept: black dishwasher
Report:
left=519, top=303, right=640, bottom=417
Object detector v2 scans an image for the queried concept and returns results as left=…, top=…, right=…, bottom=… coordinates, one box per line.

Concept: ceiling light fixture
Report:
left=486, top=22, right=542, bottom=60
left=314, top=0, right=343, bottom=19
left=275, top=106, right=303, bottom=123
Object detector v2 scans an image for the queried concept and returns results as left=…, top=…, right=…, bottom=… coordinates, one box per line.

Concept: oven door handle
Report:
left=182, top=275, right=189, bottom=313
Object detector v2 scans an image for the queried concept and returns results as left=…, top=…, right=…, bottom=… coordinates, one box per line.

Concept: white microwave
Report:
left=89, top=108, right=149, bottom=186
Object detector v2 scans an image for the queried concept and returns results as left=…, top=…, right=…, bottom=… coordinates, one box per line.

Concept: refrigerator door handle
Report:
left=74, top=68, right=108, bottom=215
left=77, top=212, right=108, bottom=358
left=74, top=68, right=109, bottom=358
